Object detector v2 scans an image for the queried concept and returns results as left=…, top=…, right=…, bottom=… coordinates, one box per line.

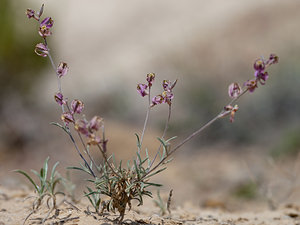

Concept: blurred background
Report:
left=1, top=0, right=300, bottom=210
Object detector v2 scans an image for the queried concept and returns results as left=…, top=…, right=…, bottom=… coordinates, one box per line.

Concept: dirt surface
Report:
left=1, top=147, right=300, bottom=225
left=1, top=185, right=300, bottom=225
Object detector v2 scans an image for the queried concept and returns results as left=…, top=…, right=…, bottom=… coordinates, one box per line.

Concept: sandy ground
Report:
left=1, top=147, right=300, bottom=225
left=1, top=185, right=300, bottom=225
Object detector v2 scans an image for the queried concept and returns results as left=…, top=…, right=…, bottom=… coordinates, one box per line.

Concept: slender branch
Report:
left=76, top=131, right=98, bottom=171
left=67, top=130, right=96, bottom=178
left=148, top=104, right=172, bottom=169
left=96, top=144, right=121, bottom=178
left=139, top=88, right=151, bottom=154
left=140, top=87, right=250, bottom=180
left=43, top=38, right=95, bottom=177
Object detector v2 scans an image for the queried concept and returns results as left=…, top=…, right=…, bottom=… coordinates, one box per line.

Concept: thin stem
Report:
left=138, top=89, right=151, bottom=154
left=43, top=37, right=95, bottom=177
left=67, top=130, right=96, bottom=178
left=148, top=104, right=171, bottom=169
left=140, top=87, right=250, bottom=181
left=96, top=144, right=121, bottom=178
left=77, top=131, right=98, bottom=171
left=143, top=113, right=221, bottom=180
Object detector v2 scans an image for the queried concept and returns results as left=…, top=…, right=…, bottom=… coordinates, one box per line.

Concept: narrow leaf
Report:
left=14, top=170, right=38, bottom=192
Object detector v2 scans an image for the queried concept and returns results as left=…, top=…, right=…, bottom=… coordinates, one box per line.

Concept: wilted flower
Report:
left=137, top=84, right=148, bottom=97
left=228, top=82, right=241, bottom=98
left=54, top=92, right=65, bottom=105
left=223, top=104, right=239, bottom=123
left=71, top=99, right=84, bottom=114
left=244, top=79, right=258, bottom=93
left=74, top=119, right=89, bottom=136
left=88, top=116, right=103, bottom=132
left=87, top=134, right=101, bottom=146
left=56, top=62, right=69, bottom=78
left=151, top=95, right=164, bottom=107
left=146, top=73, right=155, bottom=87
left=34, top=43, right=48, bottom=57
left=61, top=112, right=74, bottom=124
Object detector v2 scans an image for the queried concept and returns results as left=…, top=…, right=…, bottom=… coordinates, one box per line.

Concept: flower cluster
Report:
left=243, top=54, right=279, bottom=93
left=225, top=54, right=279, bottom=122
left=151, top=79, right=177, bottom=107
left=26, top=4, right=44, bottom=21
left=137, top=73, right=155, bottom=97
left=54, top=91, right=104, bottom=145
left=26, top=5, right=55, bottom=58
left=137, top=73, right=177, bottom=107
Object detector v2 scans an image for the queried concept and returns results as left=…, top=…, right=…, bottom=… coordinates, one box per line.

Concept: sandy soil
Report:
left=1, top=185, right=300, bottom=225
left=1, top=146, right=300, bottom=225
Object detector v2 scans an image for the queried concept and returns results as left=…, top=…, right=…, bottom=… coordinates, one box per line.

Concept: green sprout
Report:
left=14, top=157, right=63, bottom=224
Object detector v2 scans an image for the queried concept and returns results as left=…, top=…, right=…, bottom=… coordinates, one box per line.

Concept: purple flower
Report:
left=74, top=119, right=89, bottom=136
left=162, top=79, right=177, bottom=91
left=39, top=17, right=54, bottom=37
left=56, top=62, right=69, bottom=78
left=40, top=17, right=54, bottom=28
left=151, top=95, right=164, bottom=107
left=244, top=79, right=258, bottom=93
left=61, top=112, right=74, bottom=124
left=162, top=80, right=171, bottom=91
left=137, top=84, right=148, bottom=97
left=228, top=82, right=241, bottom=98
left=255, top=71, right=269, bottom=85
left=267, top=54, right=279, bottom=65
left=34, top=43, right=48, bottom=57
left=54, top=92, right=65, bottom=105
left=71, top=99, right=84, bottom=114
left=26, top=9, right=38, bottom=20
left=253, top=59, right=265, bottom=72
left=88, top=116, right=103, bottom=132
left=146, top=73, right=155, bottom=87
left=162, top=91, right=174, bottom=105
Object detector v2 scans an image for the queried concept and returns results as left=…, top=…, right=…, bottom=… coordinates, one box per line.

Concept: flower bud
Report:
left=267, top=54, right=279, bottom=65
left=38, top=4, right=44, bottom=18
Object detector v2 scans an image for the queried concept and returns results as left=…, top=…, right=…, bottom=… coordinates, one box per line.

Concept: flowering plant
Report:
left=17, top=4, right=279, bottom=224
